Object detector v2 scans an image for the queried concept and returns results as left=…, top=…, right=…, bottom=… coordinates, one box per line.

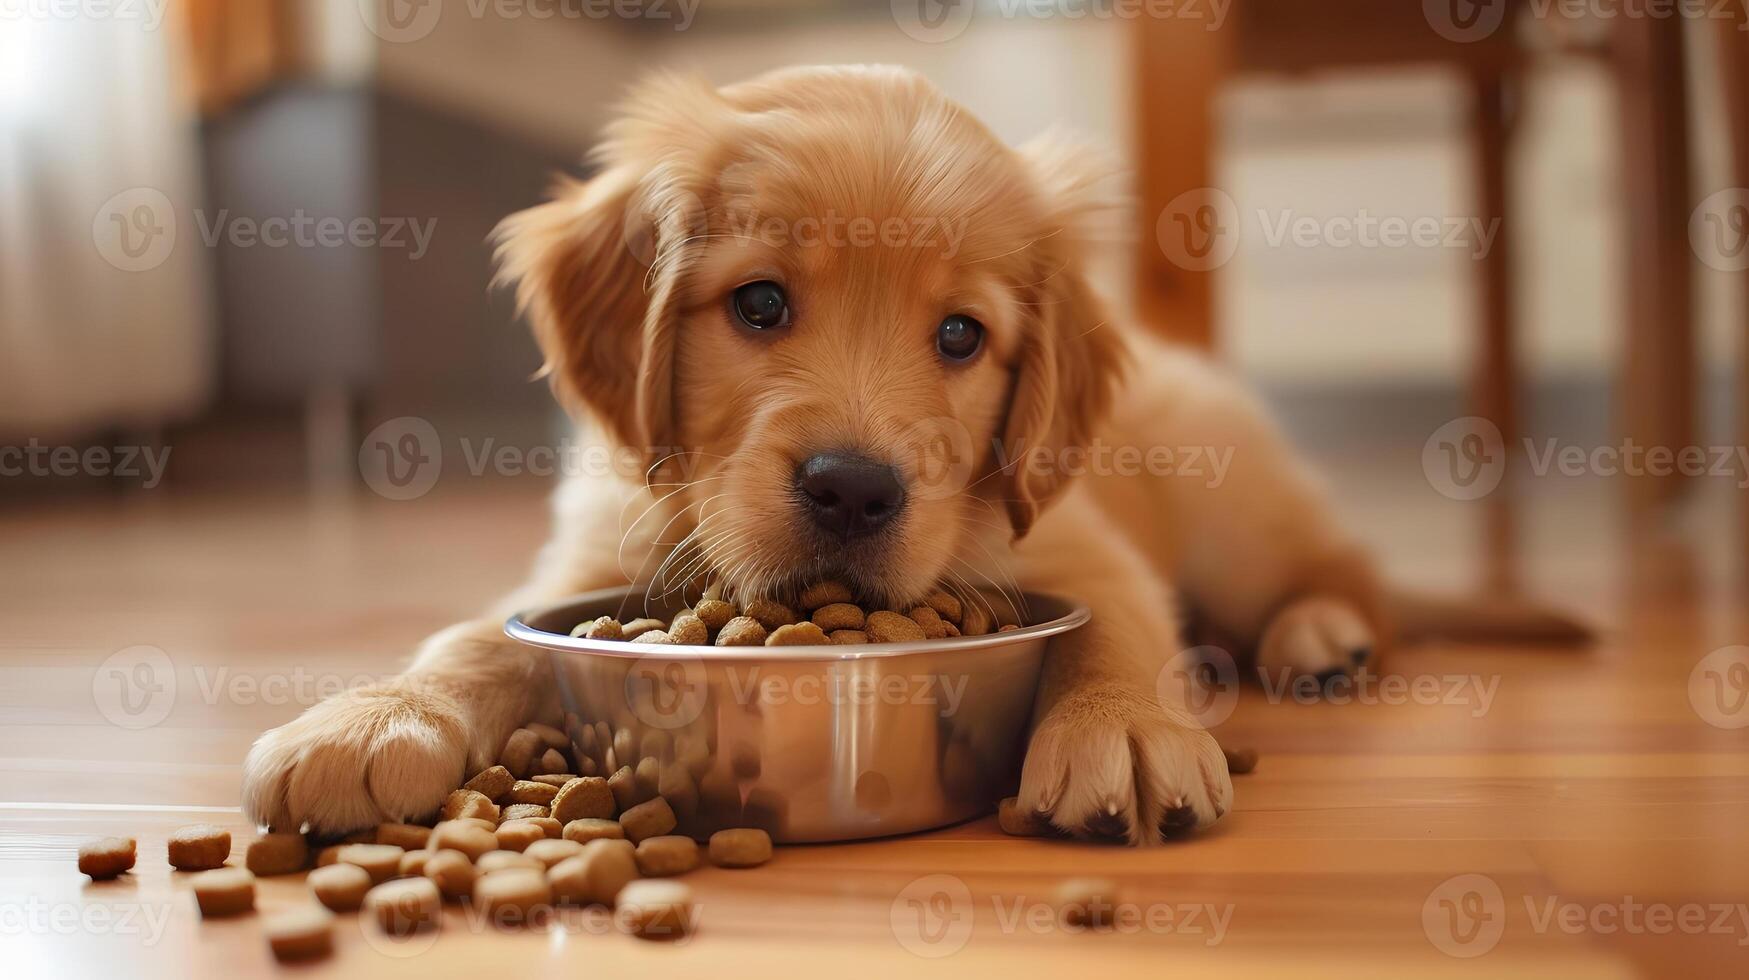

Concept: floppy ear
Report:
left=492, top=74, right=719, bottom=476
left=1000, top=135, right=1131, bottom=539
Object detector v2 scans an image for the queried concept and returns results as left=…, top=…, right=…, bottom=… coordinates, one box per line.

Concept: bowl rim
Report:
left=505, top=586, right=1090, bottom=662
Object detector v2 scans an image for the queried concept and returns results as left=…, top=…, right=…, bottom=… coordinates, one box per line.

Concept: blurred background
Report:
left=2, top=0, right=1747, bottom=594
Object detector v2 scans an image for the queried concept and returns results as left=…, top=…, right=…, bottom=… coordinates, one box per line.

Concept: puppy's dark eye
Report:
left=936, top=314, right=983, bottom=361
left=732, top=280, right=789, bottom=330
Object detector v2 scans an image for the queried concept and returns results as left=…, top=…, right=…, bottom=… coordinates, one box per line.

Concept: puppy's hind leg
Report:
left=1093, top=345, right=1385, bottom=689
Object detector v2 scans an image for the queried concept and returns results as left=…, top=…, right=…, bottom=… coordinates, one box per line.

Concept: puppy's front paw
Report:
left=241, top=685, right=468, bottom=835
left=1016, top=686, right=1232, bottom=845
left=1256, top=595, right=1377, bottom=689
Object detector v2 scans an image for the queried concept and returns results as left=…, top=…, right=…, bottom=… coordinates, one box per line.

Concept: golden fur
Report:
left=243, top=66, right=1390, bottom=844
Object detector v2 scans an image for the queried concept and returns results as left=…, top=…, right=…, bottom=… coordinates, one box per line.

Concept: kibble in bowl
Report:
left=506, top=584, right=1089, bottom=843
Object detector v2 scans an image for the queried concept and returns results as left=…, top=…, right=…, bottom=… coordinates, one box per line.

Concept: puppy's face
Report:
left=497, top=67, right=1124, bottom=606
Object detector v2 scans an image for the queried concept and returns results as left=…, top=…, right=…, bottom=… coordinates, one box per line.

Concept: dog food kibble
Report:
left=608, top=765, right=646, bottom=810
left=265, top=905, right=334, bottom=962
left=548, top=839, right=638, bottom=906
left=531, top=773, right=575, bottom=787
left=508, top=780, right=559, bottom=806
left=526, top=721, right=568, bottom=750
left=502, top=803, right=550, bottom=822
left=619, top=796, right=677, bottom=843
left=309, top=862, right=373, bottom=912
left=864, top=610, right=926, bottom=643
left=669, top=613, right=709, bottom=645
left=539, top=747, right=569, bottom=773
left=1054, top=877, right=1121, bottom=928
left=997, top=624, right=1019, bottom=633
left=634, top=835, right=700, bottom=876
left=430, top=821, right=497, bottom=862
left=744, top=598, right=799, bottom=630
left=246, top=832, right=309, bottom=876
left=367, top=877, right=442, bottom=934
left=192, top=867, right=256, bottom=917
left=499, top=727, right=545, bottom=778
left=399, top=850, right=433, bottom=877
left=694, top=599, right=737, bottom=629
left=1224, top=746, right=1259, bottom=775
left=921, top=589, right=963, bottom=622
left=997, top=796, right=1052, bottom=837
left=375, top=823, right=431, bottom=851
left=477, top=850, right=544, bottom=874
left=521, top=816, right=563, bottom=839
left=562, top=818, right=625, bottom=844
left=77, top=837, right=136, bottom=879
left=573, top=616, right=622, bottom=640
left=523, top=837, right=586, bottom=869
left=617, top=880, right=695, bottom=939
left=422, top=849, right=476, bottom=901
left=441, top=788, right=499, bottom=823
left=634, top=756, right=661, bottom=798
left=714, top=616, right=768, bottom=646
left=551, top=775, right=613, bottom=823
left=166, top=825, right=229, bottom=871
left=575, top=582, right=1017, bottom=648
left=766, top=622, right=829, bottom=646
left=707, top=828, right=772, bottom=868
left=475, top=868, right=552, bottom=923
left=336, top=843, right=404, bottom=884
left=961, top=603, right=992, bottom=636
left=462, top=764, right=516, bottom=801
left=811, top=602, right=865, bottom=632
left=910, top=606, right=958, bottom=638
left=495, top=821, right=547, bottom=852
left=799, top=580, right=853, bottom=609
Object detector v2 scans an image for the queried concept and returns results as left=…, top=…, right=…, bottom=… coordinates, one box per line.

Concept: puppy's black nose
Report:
left=796, top=453, right=906, bottom=539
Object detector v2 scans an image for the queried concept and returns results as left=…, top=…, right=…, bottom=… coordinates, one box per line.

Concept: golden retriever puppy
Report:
left=242, top=65, right=1389, bottom=845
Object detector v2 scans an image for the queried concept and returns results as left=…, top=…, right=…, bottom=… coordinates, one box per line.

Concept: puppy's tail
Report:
left=1385, top=588, right=1596, bottom=646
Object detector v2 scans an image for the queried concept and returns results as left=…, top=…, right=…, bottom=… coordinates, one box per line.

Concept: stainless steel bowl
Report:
left=504, top=587, right=1088, bottom=843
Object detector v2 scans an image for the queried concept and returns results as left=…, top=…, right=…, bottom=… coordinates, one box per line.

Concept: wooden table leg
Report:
left=1613, top=13, right=1697, bottom=510
left=1133, top=16, right=1233, bottom=349
left=1715, top=11, right=1749, bottom=572
left=1470, top=68, right=1520, bottom=593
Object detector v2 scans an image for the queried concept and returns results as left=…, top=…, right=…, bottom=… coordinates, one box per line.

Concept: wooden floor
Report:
left=2, top=471, right=1747, bottom=978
